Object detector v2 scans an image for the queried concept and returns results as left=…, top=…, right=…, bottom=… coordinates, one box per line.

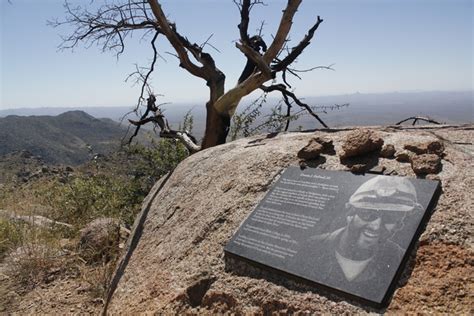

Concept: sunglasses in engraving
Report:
left=353, top=208, right=405, bottom=223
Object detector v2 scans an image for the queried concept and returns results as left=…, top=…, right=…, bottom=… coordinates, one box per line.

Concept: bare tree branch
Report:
left=263, top=0, right=302, bottom=64
left=396, top=116, right=442, bottom=126
left=135, top=30, right=160, bottom=111
left=235, top=0, right=265, bottom=45
left=237, top=0, right=251, bottom=44
left=146, top=0, right=208, bottom=79
left=290, top=64, right=335, bottom=73
left=272, top=15, right=324, bottom=72
left=200, top=34, right=221, bottom=53
left=260, top=84, right=329, bottom=128
left=216, top=0, right=326, bottom=118
left=235, top=41, right=271, bottom=78
left=49, top=1, right=158, bottom=57
left=125, top=94, right=200, bottom=153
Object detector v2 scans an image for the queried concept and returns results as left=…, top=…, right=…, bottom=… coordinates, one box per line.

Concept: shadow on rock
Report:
left=299, top=156, right=327, bottom=169
left=340, top=152, right=380, bottom=174
left=223, top=254, right=387, bottom=314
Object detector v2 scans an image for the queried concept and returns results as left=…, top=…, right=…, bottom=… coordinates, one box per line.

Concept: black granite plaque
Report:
left=224, top=166, right=440, bottom=307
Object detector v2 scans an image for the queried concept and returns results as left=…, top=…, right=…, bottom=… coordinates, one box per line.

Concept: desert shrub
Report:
left=2, top=222, right=79, bottom=291
left=7, top=242, right=63, bottom=290
left=0, top=219, right=22, bottom=258
left=20, top=137, right=188, bottom=229
left=0, top=135, right=189, bottom=303
left=229, top=95, right=304, bottom=141
left=43, top=175, right=142, bottom=228
left=126, top=138, right=189, bottom=188
left=79, top=261, right=116, bottom=299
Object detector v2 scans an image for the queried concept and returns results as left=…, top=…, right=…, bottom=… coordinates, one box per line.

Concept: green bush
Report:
left=127, top=138, right=189, bottom=181
left=35, top=138, right=188, bottom=228
left=45, top=175, right=143, bottom=227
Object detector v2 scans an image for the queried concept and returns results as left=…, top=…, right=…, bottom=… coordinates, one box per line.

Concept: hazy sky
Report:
left=1, top=0, right=472, bottom=109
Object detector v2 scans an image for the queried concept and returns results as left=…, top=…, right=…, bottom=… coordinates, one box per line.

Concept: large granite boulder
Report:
left=107, top=125, right=473, bottom=314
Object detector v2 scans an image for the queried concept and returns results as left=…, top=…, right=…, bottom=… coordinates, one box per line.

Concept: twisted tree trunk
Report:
left=202, top=76, right=229, bottom=149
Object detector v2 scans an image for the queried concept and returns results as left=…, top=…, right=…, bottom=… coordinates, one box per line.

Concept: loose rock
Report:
left=404, top=141, right=445, bottom=156
left=79, top=218, right=121, bottom=263
left=314, top=137, right=334, bottom=153
left=297, top=139, right=323, bottom=160
left=395, top=150, right=414, bottom=162
left=369, top=165, right=386, bottom=174
left=410, top=154, right=442, bottom=175
left=350, top=164, right=367, bottom=173
left=340, top=129, right=384, bottom=159
left=297, top=137, right=334, bottom=160
left=380, top=144, right=396, bottom=158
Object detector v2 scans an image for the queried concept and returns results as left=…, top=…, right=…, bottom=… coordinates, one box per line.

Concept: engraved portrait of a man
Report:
left=300, top=175, right=421, bottom=297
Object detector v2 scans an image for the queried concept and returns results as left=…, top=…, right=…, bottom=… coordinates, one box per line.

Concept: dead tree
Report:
left=126, top=94, right=200, bottom=152
left=51, top=0, right=331, bottom=151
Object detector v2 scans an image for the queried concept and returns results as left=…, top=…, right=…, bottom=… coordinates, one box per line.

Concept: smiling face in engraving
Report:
left=346, top=208, right=404, bottom=252
left=338, top=176, right=418, bottom=260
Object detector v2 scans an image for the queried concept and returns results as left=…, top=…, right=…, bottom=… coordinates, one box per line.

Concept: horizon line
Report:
left=1, top=89, right=472, bottom=111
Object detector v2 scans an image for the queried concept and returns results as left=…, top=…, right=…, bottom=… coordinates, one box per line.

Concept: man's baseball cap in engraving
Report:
left=348, top=176, right=418, bottom=212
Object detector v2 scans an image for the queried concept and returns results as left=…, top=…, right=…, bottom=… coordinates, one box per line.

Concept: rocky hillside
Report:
left=0, top=111, right=134, bottom=165
left=103, top=124, right=473, bottom=314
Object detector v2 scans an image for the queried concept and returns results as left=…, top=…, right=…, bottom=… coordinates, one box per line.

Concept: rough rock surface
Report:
left=340, top=129, right=384, bottom=159
left=411, top=154, right=442, bottom=175
left=297, top=137, right=334, bottom=160
left=108, top=125, right=473, bottom=314
left=404, top=140, right=445, bottom=156
left=297, top=138, right=324, bottom=160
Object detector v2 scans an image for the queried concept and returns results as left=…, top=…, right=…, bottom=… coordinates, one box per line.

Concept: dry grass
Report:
left=79, top=260, right=117, bottom=300
left=0, top=140, right=188, bottom=312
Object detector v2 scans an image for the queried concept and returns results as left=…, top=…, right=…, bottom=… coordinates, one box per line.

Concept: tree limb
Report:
left=260, top=84, right=329, bottom=128
left=146, top=0, right=207, bottom=79
left=272, top=16, right=323, bottom=72
left=217, top=0, right=322, bottom=117
left=263, top=0, right=302, bottom=64
left=160, top=131, right=201, bottom=153
left=235, top=42, right=271, bottom=78
left=50, top=1, right=158, bottom=56
left=134, top=30, right=160, bottom=111
left=396, top=116, right=442, bottom=126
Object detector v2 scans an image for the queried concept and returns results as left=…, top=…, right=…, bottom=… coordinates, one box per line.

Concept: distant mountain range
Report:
left=0, top=111, right=144, bottom=165
left=0, top=91, right=471, bottom=165
left=1, top=90, right=471, bottom=129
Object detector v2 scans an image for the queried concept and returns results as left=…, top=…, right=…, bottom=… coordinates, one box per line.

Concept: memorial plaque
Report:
left=224, top=166, right=441, bottom=307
